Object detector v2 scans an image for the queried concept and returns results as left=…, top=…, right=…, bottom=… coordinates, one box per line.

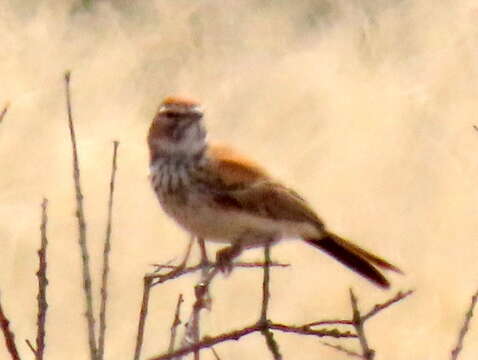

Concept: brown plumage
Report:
left=148, top=97, right=402, bottom=288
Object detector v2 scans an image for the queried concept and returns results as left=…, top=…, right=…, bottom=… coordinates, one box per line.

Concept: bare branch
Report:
left=306, top=319, right=353, bottom=327
left=362, top=290, right=414, bottom=322
left=151, top=261, right=289, bottom=287
left=259, top=241, right=281, bottom=360
left=305, top=290, right=414, bottom=328
left=35, top=199, right=49, bottom=360
left=451, top=290, right=478, bottom=360
left=184, top=267, right=220, bottom=360
left=64, top=71, right=98, bottom=360
left=148, top=322, right=354, bottom=360
left=320, top=341, right=363, bottom=358
left=25, top=339, right=36, bottom=356
left=266, top=323, right=354, bottom=337
left=167, top=294, right=184, bottom=353
left=0, top=102, right=9, bottom=124
left=98, top=141, right=119, bottom=360
left=133, top=276, right=154, bottom=360
left=349, top=289, right=374, bottom=360
left=210, top=347, right=222, bottom=360
left=0, top=294, right=21, bottom=360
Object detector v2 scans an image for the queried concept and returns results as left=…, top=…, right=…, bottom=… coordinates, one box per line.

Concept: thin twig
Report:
left=0, top=102, right=9, bottom=124
left=152, top=238, right=194, bottom=275
left=320, top=341, right=363, bottom=358
left=134, top=276, right=154, bottom=360
left=362, top=290, right=414, bottom=322
left=210, top=347, right=221, bottom=360
left=64, top=71, right=98, bottom=360
left=349, top=289, right=374, bottom=360
left=25, top=339, right=36, bottom=355
left=306, top=319, right=353, bottom=327
left=0, top=294, right=21, bottom=360
left=451, top=290, right=478, bottom=360
left=259, top=241, right=281, bottom=360
left=35, top=199, right=49, bottom=360
left=151, top=262, right=289, bottom=287
left=168, top=294, right=184, bottom=353
left=98, top=141, right=119, bottom=360
left=305, top=290, right=414, bottom=328
left=148, top=322, right=355, bottom=360
left=191, top=285, right=204, bottom=360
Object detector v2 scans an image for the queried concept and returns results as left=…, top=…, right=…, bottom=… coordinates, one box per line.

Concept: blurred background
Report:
left=1, top=0, right=478, bottom=359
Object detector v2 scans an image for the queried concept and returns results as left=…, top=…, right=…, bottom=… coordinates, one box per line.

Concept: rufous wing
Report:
left=206, top=144, right=324, bottom=227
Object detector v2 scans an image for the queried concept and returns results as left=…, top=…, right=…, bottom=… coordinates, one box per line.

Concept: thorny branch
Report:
left=167, top=294, right=184, bottom=353
left=33, top=199, right=49, bottom=360
left=133, top=276, right=153, bottom=360
left=64, top=71, right=98, bottom=360
left=135, top=252, right=288, bottom=360
left=150, top=261, right=289, bottom=287
left=98, top=141, right=119, bottom=360
left=349, top=289, right=374, bottom=360
left=184, top=266, right=220, bottom=360
left=0, top=294, right=20, bottom=360
left=148, top=322, right=355, bottom=360
left=451, top=289, right=478, bottom=360
left=259, top=241, right=281, bottom=360
left=304, top=290, right=414, bottom=328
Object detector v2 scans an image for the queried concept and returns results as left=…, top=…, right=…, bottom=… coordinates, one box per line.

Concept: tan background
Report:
left=1, top=0, right=477, bottom=359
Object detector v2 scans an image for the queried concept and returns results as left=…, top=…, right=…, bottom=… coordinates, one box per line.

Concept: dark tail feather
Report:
left=305, top=233, right=391, bottom=288
left=337, top=239, right=402, bottom=274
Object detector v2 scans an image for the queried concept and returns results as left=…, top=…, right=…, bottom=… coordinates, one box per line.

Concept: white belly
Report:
left=160, top=192, right=319, bottom=248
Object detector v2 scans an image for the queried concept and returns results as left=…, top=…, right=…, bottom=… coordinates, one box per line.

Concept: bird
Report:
left=147, top=96, right=401, bottom=288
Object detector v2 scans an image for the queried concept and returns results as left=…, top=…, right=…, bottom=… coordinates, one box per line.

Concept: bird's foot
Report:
left=216, top=244, right=242, bottom=274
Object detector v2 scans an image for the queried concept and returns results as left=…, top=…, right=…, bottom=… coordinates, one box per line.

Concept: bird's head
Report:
left=148, top=96, right=207, bottom=161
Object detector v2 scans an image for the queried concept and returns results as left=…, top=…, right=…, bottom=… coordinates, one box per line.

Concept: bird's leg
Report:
left=197, top=237, right=211, bottom=267
left=216, top=240, right=243, bottom=274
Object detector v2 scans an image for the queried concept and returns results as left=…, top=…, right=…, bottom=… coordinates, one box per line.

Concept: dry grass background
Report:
left=1, top=0, right=478, bottom=359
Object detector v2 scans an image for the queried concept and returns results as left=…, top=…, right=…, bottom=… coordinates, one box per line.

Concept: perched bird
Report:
left=148, top=96, right=401, bottom=288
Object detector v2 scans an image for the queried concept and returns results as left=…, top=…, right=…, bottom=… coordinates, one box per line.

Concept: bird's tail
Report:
left=305, top=232, right=401, bottom=289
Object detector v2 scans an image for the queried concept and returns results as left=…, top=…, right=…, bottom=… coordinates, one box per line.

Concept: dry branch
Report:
left=98, top=141, right=119, bottom=360
left=64, top=71, right=98, bottom=360
left=349, top=289, right=374, bottom=360
left=184, top=267, right=220, bottom=360
left=151, top=261, right=289, bottom=287
left=167, top=294, right=184, bottom=353
left=259, top=242, right=281, bottom=360
left=148, top=322, right=355, bottom=360
left=0, top=103, right=9, bottom=124
left=210, top=347, right=221, bottom=360
left=0, top=294, right=20, bottom=360
left=305, top=290, right=414, bottom=328
left=451, top=290, right=478, bottom=360
left=134, top=276, right=153, bottom=360
left=361, top=290, right=414, bottom=322
left=320, top=341, right=362, bottom=358
left=34, top=198, right=49, bottom=360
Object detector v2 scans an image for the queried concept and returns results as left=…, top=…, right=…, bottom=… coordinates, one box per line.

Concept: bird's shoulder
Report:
left=205, top=143, right=270, bottom=187
left=202, top=144, right=323, bottom=227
